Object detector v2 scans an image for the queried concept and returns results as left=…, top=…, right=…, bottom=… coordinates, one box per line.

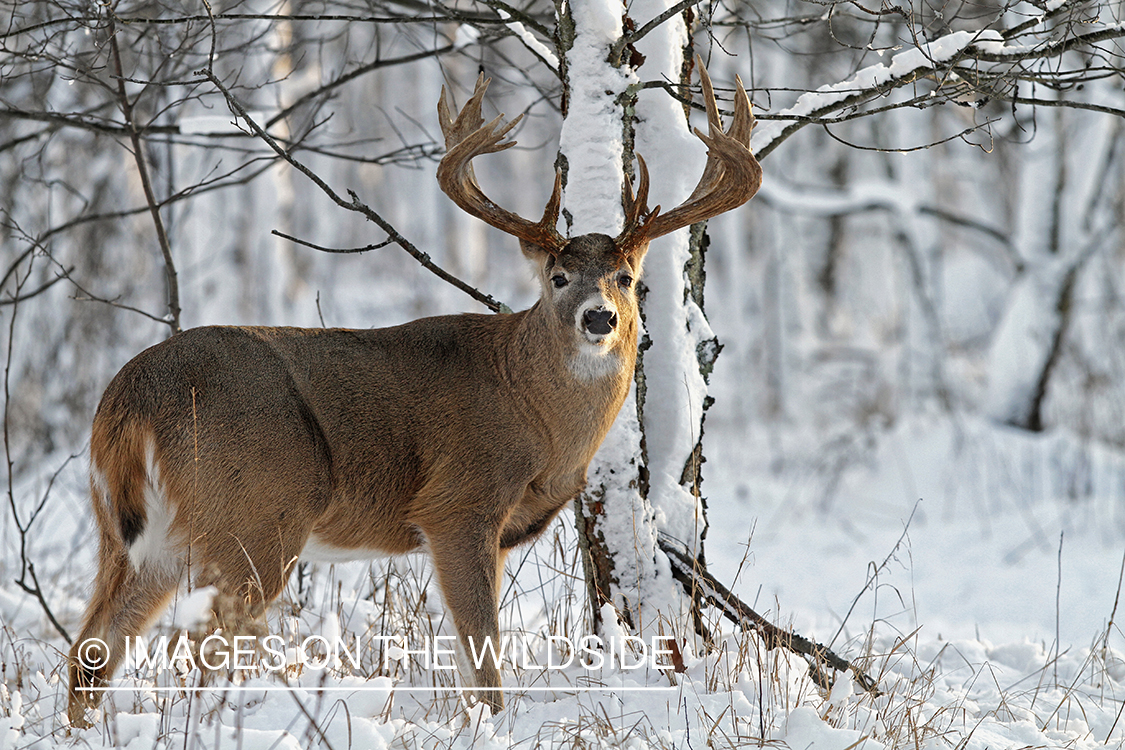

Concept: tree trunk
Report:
left=562, top=0, right=714, bottom=638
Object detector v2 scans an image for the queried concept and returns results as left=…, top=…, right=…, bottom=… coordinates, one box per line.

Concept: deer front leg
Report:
left=424, top=520, right=507, bottom=713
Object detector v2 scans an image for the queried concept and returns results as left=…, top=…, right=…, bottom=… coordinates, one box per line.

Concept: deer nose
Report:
left=582, top=307, right=618, bottom=335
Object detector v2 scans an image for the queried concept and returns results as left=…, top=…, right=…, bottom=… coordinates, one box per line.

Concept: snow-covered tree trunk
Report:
left=562, top=0, right=712, bottom=637
left=631, top=10, right=717, bottom=576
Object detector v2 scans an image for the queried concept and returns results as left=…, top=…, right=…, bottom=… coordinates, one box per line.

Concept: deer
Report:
left=66, top=59, right=761, bottom=727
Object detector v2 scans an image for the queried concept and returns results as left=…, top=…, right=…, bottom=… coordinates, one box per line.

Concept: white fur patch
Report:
left=90, top=463, right=111, bottom=516
left=126, top=440, right=180, bottom=574
left=568, top=344, right=621, bottom=381
left=299, top=536, right=387, bottom=564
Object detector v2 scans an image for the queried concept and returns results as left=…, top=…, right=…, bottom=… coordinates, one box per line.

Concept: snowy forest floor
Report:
left=2, top=414, right=1124, bottom=749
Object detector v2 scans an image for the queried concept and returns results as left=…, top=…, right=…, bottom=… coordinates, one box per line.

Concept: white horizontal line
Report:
left=83, top=685, right=678, bottom=693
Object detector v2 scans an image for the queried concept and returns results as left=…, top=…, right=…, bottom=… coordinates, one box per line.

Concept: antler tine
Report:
left=622, top=154, right=654, bottom=227
left=617, top=154, right=660, bottom=255
left=639, top=57, right=762, bottom=242
left=729, top=74, right=754, bottom=144
left=437, top=76, right=566, bottom=254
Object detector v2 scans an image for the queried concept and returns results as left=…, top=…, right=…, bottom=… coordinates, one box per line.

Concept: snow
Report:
left=556, top=0, right=628, bottom=235
left=752, top=30, right=996, bottom=154
left=632, top=2, right=713, bottom=552
left=496, top=13, right=558, bottom=70
left=453, top=24, right=479, bottom=51
left=170, top=586, right=218, bottom=630
left=707, top=415, right=1125, bottom=648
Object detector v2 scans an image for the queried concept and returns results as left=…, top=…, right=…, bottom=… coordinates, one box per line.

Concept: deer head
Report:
left=436, top=58, right=761, bottom=375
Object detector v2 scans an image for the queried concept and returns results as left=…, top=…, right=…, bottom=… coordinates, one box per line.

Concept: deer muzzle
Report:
left=582, top=307, right=618, bottom=336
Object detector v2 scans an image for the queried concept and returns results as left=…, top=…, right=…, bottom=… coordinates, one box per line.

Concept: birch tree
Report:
left=561, top=0, right=727, bottom=638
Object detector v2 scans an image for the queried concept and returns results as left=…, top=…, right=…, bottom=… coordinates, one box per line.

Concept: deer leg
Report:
left=425, top=522, right=507, bottom=713
left=188, top=520, right=309, bottom=637
left=67, top=553, right=181, bottom=728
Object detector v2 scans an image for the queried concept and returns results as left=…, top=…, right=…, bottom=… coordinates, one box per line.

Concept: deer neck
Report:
left=500, top=303, right=636, bottom=451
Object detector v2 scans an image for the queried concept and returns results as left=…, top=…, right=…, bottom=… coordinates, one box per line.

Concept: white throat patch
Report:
left=568, top=344, right=621, bottom=381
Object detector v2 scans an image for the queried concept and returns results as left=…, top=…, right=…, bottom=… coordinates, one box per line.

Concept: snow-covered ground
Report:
left=2, top=412, right=1124, bottom=749
left=708, top=415, right=1125, bottom=650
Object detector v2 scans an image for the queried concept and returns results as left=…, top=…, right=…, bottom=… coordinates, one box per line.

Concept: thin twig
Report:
left=16, top=563, right=72, bottom=644
left=200, top=70, right=507, bottom=313
left=821, top=117, right=999, bottom=153
left=0, top=268, right=71, bottom=305
left=1054, top=531, right=1063, bottom=685
left=47, top=259, right=172, bottom=325
left=272, top=230, right=394, bottom=254
left=0, top=11, right=510, bottom=40
left=108, top=17, right=181, bottom=335
left=1101, top=549, right=1125, bottom=655
left=289, top=690, right=338, bottom=750
left=829, top=500, right=920, bottom=649
left=265, top=45, right=455, bottom=130
left=2, top=254, right=72, bottom=644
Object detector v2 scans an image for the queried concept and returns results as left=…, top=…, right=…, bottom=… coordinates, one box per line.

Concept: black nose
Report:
left=583, top=308, right=617, bottom=335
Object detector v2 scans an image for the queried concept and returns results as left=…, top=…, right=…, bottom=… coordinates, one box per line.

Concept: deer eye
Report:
left=551, top=274, right=569, bottom=288
left=618, top=274, right=634, bottom=289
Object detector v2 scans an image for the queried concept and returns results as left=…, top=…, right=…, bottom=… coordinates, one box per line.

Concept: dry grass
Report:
left=1, top=513, right=1124, bottom=749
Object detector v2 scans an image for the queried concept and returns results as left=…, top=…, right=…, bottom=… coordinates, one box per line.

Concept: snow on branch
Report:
left=751, top=19, right=1125, bottom=159
left=492, top=10, right=559, bottom=72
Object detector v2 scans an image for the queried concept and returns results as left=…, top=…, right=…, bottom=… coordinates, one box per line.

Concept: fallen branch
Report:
left=657, top=534, right=879, bottom=694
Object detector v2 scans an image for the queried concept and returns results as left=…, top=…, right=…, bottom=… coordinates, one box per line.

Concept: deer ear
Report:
left=520, top=238, right=559, bottom=263
left=628, top=239, right=650, bottom=266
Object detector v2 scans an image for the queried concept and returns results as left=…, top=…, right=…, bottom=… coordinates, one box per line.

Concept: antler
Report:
left=437, top=75, right=566, bottom=254
left=618, top=57, right=762, bottom=249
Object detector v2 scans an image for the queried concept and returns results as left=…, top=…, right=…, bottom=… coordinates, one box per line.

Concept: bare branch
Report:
left=0, top=269, right=72, bottom=306
left=201, top=70, right=508, bottom=313
left=610, top=0, right=702, bottom=66
left=108, top=17, right=181, bottom=335
left=271, top=229, right=395, bottom=254
left=264, top=45, right=456, bottom=130
left=0, top=10, right=509, bottom=40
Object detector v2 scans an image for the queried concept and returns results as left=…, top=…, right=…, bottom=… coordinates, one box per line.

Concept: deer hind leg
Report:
left=424, top=518, right=508, bottom=713
left=68, top=455, right=184, bottom=728
left=188, top=542, right=292, bottom=647
left=67, top=551, right=181, bottom=727
left=181, top=487, right=316, bottom=678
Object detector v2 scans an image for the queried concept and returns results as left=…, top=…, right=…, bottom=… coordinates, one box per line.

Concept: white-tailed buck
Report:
left=67, top=60, right=761, bottom=725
